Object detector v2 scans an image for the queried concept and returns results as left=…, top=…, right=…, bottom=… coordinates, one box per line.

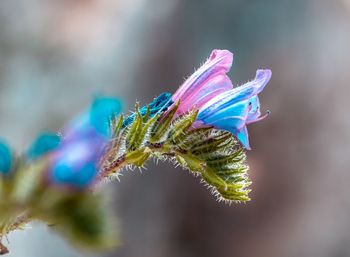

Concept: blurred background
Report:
left=0, top=0, right=350, bottom=256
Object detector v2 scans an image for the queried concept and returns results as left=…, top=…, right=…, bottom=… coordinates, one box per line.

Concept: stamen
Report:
left=246, top=110, right=270, bottom=125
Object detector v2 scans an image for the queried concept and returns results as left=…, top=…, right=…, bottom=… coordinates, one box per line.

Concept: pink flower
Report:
left=171, top=49, right=271, bottom=150
left=172, top=49, right=234, bottom=116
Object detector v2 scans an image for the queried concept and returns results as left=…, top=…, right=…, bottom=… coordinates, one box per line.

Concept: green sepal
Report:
left=206, top=148, right=245, bottom=167
left=175, top=153, right=205, bottom=173
left=201, top=167, right=251, bottom=202
left=46, top=192, right=117, bottom=250
left=125, top=148, right=151, bottom=167
left=190, top=132, right=232, bottom=156
left=176, top=127, right=213, bottom=151
left=107, top=101, right=252, bottom=203
left=169, top=110, right=198, bottom=143
left=125, top=110, right=143, bottom=151
left=142, top=105, right=151, bottom=123
left=133, top=114, right=159, bottom=151
left=111, top=114, right=124, bottom=140
left=150, top=101, right=179, bottom=143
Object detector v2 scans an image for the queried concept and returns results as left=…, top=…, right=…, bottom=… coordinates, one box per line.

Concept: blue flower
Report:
left=65, top=96, right=123, bottom=140
left=196, top=69, right=271, bottom=150
left=90, top=96, right=123, bottom=136
left=49, top=135, right=104, bottom=188
left=0, top=139, right=12, bottom=175
left=27, top=132, right=61, bottom=160
left=49, top=97, right=122, bottom=188
left=123, top=92, right=173, bottom=127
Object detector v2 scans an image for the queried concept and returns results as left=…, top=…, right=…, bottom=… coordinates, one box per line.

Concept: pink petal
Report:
left=172, top=49, right=234, bottom=115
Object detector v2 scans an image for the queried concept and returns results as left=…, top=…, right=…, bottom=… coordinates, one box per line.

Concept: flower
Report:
left=48, top=97, right=122, bottom=188
left=171, top=49, right=234, bottom=116
left=64, top=96, right=123, bottom=140
left=196, top=69, right=272, bottom=150
left=0, top=139, right=12, bottom=175
left=171, top=49, right=271, bottom=150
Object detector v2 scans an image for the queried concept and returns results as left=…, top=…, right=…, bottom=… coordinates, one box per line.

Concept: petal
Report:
left=246, top=96, right=261, bottom=123
left=229, top=69, right=271, bottom=102
left=123, top=92, right=173, bottom=127
left=235, top=126, right=251, bottom=150
left=201, top=99, right=250, bottom=125
left=197, top=69, right=271, bottom=120
left=90, top=96, right=123, bottom=137
left=50, top=137, right=104, bottom=187
left=64, top=96, right=122, bottom=140
left=0, top=140, right=12, bottom=174
left=27, top=132, right=61, bottom=160
left=51, top=161, right=97, bottom=188
left=172, top=49, right=233, bottom=103
left=177, top=74, right=233, bottom=114
left=204, top=116, right=247, bottom=133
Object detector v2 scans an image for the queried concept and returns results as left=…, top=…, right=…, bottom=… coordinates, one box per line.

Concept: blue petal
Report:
left=205, top=117, right=246, bottom=133
left=123, top=92, right=173, bottom=127
left=235, top=126, right=251, bottom=150
left=197, top=70, right=271, bottom=121
left=27, top=132, right=61, bottom=160
left=201, top=100, right=250, bottom=125
left=50, top=139, right=103, bottom=188
left=90, top=97, right=123, bottom=137
left=246, top=96, right=261, bottom=122
left=51, top=161, right=97, bottom=188
left=0, top=140, right=12, bottom=175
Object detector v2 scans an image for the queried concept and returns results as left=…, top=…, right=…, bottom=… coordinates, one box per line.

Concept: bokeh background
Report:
left=1, top=0, right=350, bottom=256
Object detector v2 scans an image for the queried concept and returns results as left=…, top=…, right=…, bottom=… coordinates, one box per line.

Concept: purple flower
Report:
left=172, top=49, right=234, bottom=117
left=196, top=69, right=272, bottom=150
left=171, top=49, right=271, bottom=150
left=48, top=97, right=122, bottom=188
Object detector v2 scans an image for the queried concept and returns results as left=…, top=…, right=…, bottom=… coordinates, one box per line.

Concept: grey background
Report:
left=0, top=0, right=349, bottom=256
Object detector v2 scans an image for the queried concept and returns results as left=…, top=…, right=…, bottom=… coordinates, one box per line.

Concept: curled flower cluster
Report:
left=1, top=49, right=271, bottom=188
left=0, top=49, right=271, bottom=254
